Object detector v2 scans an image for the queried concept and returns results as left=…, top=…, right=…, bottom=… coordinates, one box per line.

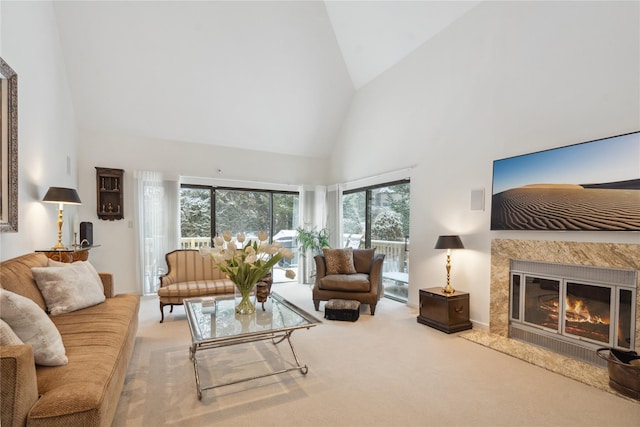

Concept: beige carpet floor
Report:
left=113, top=283, right=640, bottom=426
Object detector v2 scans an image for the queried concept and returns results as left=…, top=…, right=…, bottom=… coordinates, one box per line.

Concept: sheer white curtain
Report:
left=301, top=183, right=343, bottom=249
left=299, top=185, right=327, bottom=229
left=134, top=171, right=180, bottom=295
left=325, top=184, right=343, bottom=249
left=297, top=185, right=328, bottom=283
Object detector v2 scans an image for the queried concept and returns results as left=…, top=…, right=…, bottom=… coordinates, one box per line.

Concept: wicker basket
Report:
left=596, top=348, right=640, bottom=400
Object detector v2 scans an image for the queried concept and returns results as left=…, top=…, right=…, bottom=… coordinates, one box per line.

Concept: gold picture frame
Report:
left=0, top=57, right=18, bottom=232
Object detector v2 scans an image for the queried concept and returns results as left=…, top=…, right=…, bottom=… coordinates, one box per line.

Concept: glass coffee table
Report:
left=184, top=292, right=322, bottom=400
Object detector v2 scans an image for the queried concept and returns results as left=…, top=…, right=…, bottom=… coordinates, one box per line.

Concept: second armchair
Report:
left=313, top=248, right=385, bottom=315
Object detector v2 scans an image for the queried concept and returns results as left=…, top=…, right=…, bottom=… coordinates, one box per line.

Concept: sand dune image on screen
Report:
left=491, top=182, right=640, bottom=231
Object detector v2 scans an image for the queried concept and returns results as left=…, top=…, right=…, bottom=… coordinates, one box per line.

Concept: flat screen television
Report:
left=491, top=131, right=640, bottom=231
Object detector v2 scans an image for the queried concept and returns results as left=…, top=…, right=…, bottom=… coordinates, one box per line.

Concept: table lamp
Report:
left=43, top=187, right=82, bottom=249
left=434, top=235, right=464, bottom=294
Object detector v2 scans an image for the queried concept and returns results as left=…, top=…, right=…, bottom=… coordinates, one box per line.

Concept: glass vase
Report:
left=234, top=283, right=257, bottom=315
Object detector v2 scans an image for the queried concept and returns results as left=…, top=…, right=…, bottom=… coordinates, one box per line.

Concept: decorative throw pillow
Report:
left=0, top=288, right=68, bottom=366
left=32, top=262, right=105, bottom=315
left=353, top=248, right=376, bottom=273
left=76, top=261, right=105, bottom=293
left=323, top=248, right=357, bottom=275
left=47, top=260, right=104, bottom=293
left=0, top=318, right=24, bottom=345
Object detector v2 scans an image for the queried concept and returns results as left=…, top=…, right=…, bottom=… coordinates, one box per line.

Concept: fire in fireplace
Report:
left=565, top=282, right=611, bottom=343
left=509, top=260, right=637, bottom=366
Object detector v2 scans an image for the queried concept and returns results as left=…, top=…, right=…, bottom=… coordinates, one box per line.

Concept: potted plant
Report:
left=296, top=226, right=330, bottom=283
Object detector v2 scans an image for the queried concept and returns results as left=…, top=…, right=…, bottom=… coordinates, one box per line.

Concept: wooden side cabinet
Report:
left=417, top=287, right=472, bottom=333
left=96, top=167, right=124, bottom=220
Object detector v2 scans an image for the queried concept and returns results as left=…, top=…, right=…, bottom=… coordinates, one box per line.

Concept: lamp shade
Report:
left=42, top=187, right=82, bottom=205
left=434, top=235, right=464, bottom=250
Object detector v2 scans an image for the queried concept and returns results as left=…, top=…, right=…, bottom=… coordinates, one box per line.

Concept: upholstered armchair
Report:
left=313, top=248, right=385, bottom=315
left=157, top=250, right=234, bottom=322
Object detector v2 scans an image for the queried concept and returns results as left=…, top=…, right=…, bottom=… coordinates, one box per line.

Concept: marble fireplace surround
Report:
left=462, top=239, right=640, bottom=398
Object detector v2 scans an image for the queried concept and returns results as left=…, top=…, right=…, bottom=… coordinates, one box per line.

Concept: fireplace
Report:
left=472, top=240, right=640, bottom=390
left=508, top=260, right=637, bottom=367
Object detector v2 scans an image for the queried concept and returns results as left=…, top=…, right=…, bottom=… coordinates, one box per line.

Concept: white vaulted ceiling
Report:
left=325, top=0, right=480, bottom=89
left=52, top=1, right=480, bottom=158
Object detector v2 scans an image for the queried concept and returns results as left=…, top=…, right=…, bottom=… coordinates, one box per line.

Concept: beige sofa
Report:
left=0, top=253, right=139, bottom=427
left=157, top=249, right=235, bottom=322
left=313, top=249, right=385, bottom=315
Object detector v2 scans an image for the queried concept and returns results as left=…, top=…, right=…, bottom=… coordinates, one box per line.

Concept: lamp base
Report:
left=442, top=253, right=455, bottom=294
left=52, top=207, right=67, bottom=250
left=442, top=284, right=455, bottom=294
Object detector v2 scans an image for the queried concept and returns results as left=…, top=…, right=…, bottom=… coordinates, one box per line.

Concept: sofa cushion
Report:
left=323, top=248, right=357, bottom=275
left=0, top=318, right=23, bottom=345
left=0, top=253, right=49, bottom=310
left=32, top=262, right=106, bottom=315
left=353, top=249, right=376, bottom=274
left=0, top=288, right=68, bottom=366
left=319, top=273, right=371, bottom=292
left=32, top=294, right=139, bottom=424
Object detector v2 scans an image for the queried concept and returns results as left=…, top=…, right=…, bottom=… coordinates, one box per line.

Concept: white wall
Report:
left=330, top=1, right=640, bottom=326
left=0, top=1, right=78, bottom=260
left=76, top=130, right=328, bottom=294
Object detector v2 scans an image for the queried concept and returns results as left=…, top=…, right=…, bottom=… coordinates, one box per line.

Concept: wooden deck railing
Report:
left=179, top=237, right=408, bottom=272
left=371, top=240, right=408, bottom=273
left=181, top=237, right=210, bottom=249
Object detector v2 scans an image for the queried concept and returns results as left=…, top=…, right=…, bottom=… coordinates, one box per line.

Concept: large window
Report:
left=180, top=185, right=300, bottom=283
left=343, top=180, right=410, bottom=302
left=180, top=186, right=212, bottom=249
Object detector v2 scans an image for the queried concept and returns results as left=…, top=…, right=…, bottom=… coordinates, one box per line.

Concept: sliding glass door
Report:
left=214, top=189, right=270, bottom=237
left=180, top=185, right=299, bottom=283
left=180, top=186, right=212, bottom=249
left=342, top=180, right=410, bottom=302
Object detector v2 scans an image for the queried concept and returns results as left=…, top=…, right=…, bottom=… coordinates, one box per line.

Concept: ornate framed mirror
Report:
left=0, top=57, right=18, bottom=232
